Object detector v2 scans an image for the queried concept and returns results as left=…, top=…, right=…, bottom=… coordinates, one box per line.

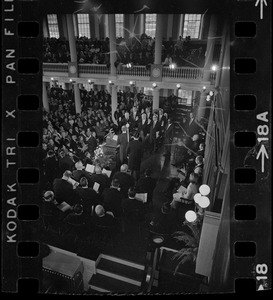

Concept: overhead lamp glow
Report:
left=129, top=81, right=133, bottom=85
left=185, top=210, right=197, bottom=223
left=194, top=193, right=202, bottom=204
left=199, top=184, right=210, bottom=196
left=152, top=83, right=157, bottom=88
left=109, top=80, right=112, bottom=84
left=202, top=86, right=206, bottom=91
left=88, top=79, right=91, bottom=83
left=206, top=95, right=211, bottom=101
left=211, top=64, right=218, bottom=72
left=198, top=196, right=210, bottom=208
left=169, top=63, right=176, bottom=70
left=69, top=79, right=73, bottom=82
left=176, top=84, right=181, bottom=89
left=209, top=91, right=214, bottom=96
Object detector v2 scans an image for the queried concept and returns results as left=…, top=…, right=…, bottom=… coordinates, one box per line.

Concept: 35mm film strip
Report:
left=1, top=0, right=271, bottom=294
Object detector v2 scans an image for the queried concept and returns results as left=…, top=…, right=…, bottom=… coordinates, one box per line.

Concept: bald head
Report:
left=120, top=164, right=128, bottom=173
left=95, top=205, right=105, bottom=217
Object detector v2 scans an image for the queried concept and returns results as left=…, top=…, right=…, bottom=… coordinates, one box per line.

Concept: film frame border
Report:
left=1, top=0, right=271, bottom=293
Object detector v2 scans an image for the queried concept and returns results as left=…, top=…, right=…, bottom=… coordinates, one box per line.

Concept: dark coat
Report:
left=45, top=156, right=59, bottom=184
left=53, top=178, right=80, bottom=205
left=164, top=123, right=175, bottom=144
left=72, top=170, right=93, bottom=187
left=89, top=173, right=110, bottom=194
left=138, top=120, right=150, bottom=139
left=102, top=187, right=123, bottom=218
left=92, top=212, right=118, bottom=229
left=184, top=118, right=200, bottom=137
left=127, top=139, right=143, bottom=171
left=135, top=176, right=157, bottom=203
left=117, top=132, right=128, bottom=163
left=75, top=186, right=102, bottom=215
left=122, top=197, right=144, bottom=214
left=149, top=120, right=162, bottom=140
left=59, top=155, right=74, bottom=174
left=112, top=171, right=135, bottom=197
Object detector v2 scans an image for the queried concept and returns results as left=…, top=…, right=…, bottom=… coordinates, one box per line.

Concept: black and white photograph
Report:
left=1, top=0, right=271, bottom=295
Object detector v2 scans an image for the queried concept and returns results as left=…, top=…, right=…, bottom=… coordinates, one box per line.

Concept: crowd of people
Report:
left=43, top=35, right=205, bottom=67
left=42, top=85, right=207, bottom=251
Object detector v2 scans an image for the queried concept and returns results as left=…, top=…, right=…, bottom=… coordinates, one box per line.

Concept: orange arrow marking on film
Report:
left=255, top=0, right=267, bottom=20
left=256, top=144, right=269, bottom=173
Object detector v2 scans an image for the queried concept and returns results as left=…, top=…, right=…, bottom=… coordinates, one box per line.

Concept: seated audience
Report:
left=135, top=169, right=157, bottom=206
left=89, top=165, right=110, bottom=194
left=92, top=204, right=118, bottom=229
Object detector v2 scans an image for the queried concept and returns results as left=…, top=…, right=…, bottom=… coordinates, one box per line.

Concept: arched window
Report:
left=47, top=14, right=60, bottom=38
left=145, top=14, right=156, bottom=38
left=77, top=14, right=90, bottom=38
left=183, top=14, right=202, bottom=39
left=115, top=14, right=124, bottom=38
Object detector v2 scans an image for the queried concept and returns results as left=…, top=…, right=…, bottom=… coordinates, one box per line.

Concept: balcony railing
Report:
left=43, top=63, right=214, bottom=83
left=78, top=64, right=110, bottom=75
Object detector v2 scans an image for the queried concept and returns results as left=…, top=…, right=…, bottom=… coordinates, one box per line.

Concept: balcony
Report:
left=43, top=63, right=215, bottom=85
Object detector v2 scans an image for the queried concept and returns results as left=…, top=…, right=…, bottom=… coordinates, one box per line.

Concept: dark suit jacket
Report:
left=127, top=139, right=143, bottom=171
left=150, top=121, right=162, bottom=140
left=117, top=132, right=128, bottom=163
left=121, top=117, right=133, bottom=131
left=59, top=155, right=74, bottom=174
left=72, top=170, right=93, bottom=187
left=122, top=197, right=144, bottom=214
left=92, top=213, right=118, bottom=230
left=135, top=176, right=157, bottom=203
left=138, top=120, right=150, bottom=139
left=102, top=187, right=123, bottom=218
left=75, top=187, right=101, bottom=215
left=164, top=123, right=174, bottom=143
left=185, top=119, right=200, bottom=137
left=53, top=178, right=80, bottom=205
left=89, top=173, right=110, bottom=194
left=112, top=171, right=135, bottom=197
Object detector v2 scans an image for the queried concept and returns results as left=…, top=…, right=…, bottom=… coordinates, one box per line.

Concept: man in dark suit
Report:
left=122, top=187, right=144, bottom=214
left=53, top=170, right=81, bottom=205
left=89, top=166, right=111, bottom=195
left=184, top=112, right=200, bottom=137
left=102, top=178, right=123, bottom=218
left=121, top=111, right=133, bottom=133
left=163, top=118, right=175, bottom=157
left=112, top=164, right=135, bottom=198
left=58, top=150, right=75, bottom=174
left=138, top=112, right=151, bottom=145
left=127, top=132, right=143, bottom=181
left=91, top=204, right=118, bottom=230
left=135, top=169, right=157, bottom=207
left=149, top=113, right=162, bottom=153
left=85, top=130, right=98, bottom=154
left=130, top=106, right=140, bottom=131
left=117, top=125, right=128, bottom=165
left=75, top=177, right=102, bottom=217
left=44, top=150, right=60, bottom=187
left=72, top=161, right=93, bottom=187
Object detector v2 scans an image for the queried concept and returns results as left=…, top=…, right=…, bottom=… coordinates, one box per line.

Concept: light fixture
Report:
left=109, top=80, right=112, bottom=84
left=206, top=95, right=211, bottom=102
left=51, top=77, right=54, bottom=81
left=211, top=64, right=218, bottom=72
left=194, top=193, right=202, bottom=204
left=152, top=83, right=157, bottom=88
left=126, top=62, right=133, bottom=69
left=199, top=184, right=210, bottom=196
left=129, top=81, right=134, bottom=85
left=185, top=210, right=197, bottom=223
left=169, top=63, right=176, bottom=70
left=198, top=196, right=210, bottom=209
left=209, top=91, right=214, bottom=96
left=69, top=79, right=73, bottom=82
left=176, top=84, right=181, bottom=89
left=202, top=86, right=206, bottom=91
left=88, top=79, right=92, bottom=83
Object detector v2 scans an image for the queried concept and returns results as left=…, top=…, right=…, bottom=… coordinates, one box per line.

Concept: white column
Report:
left=197, top=15, right=217, bottom=121
left=94, top=14, right=100, bottom=39
left=74, top=83, right=82, bottom=114
left=108, top=14, right=117, bottom=76
left=154, top=14, right=164, bottom=64
left=104, top=14, right=109, bottom=38
left=152, top=88, right=160, bottom=111
left=66, top=14, right=77, bottom=62
left=111, top=85, right=118, bottom=124
left=43, top=82, right=50, bottom=112
left=167, top=14, right=173, bottom=39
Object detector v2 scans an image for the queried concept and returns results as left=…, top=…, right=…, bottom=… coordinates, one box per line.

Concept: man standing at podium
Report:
left=117, top=125, right=128, bottom=165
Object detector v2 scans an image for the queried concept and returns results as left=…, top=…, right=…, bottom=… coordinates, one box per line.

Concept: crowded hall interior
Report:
left=41, top=11, right=230, bottom=294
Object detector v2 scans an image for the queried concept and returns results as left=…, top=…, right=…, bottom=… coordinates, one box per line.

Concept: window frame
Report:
left=47, top=14, right=60, bottom=38
left=182, top=14, right=203, bottom=40
left=77, top=14, right=91, bottom=38
left=145, top=14, right=156, bottom=38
